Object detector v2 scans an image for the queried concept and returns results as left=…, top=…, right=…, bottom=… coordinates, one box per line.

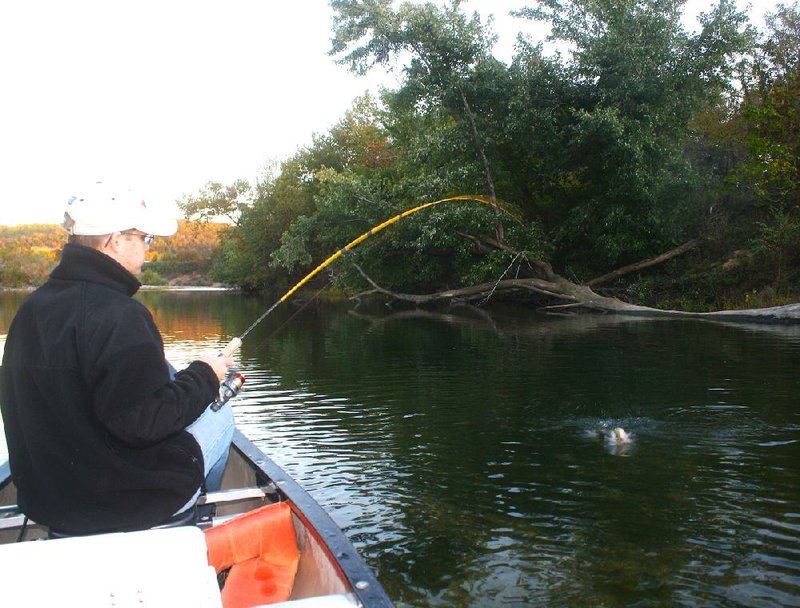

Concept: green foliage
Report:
left=177, top=179, right=253, bottom=225
left=201, top=0, right=799, bottom=307
left=692, top=1, right=800, bottom=302
left=734, top=3, right=800, bottom=209
left=331, top=0, right=507, bottom=213
left=508, top=0, right=753, bottom=275
left=750, top=208, right=800, bottom=286
left=138, top=268, right=168, bottom=286
left=330, top=0, right=495, bottom=85
left=211, top=229, right=250, bottom=286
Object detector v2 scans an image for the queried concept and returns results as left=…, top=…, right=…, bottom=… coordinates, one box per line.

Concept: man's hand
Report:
left=198, top=352, right=233, bottom=382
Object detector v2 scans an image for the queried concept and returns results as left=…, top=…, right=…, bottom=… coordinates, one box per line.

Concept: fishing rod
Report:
left=212, top=194, right=520, bottom=406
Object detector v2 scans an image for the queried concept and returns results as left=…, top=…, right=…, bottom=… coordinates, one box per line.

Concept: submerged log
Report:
left=610, top=302, right=800, bottom=323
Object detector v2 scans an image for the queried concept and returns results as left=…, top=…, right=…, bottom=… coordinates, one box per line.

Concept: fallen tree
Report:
left=349, top=236, right=800, bottom=324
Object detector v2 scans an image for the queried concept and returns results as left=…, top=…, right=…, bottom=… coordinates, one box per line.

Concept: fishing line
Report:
left=219, top=194, right=522, bottom=357
left=252, top=282, right=332, bottom=354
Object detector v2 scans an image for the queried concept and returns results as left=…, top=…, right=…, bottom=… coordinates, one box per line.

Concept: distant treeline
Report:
left=0, top=221, right=225, bottom=288
left=178, top=1, right=800, bottom=312
left=0, top=225, right=65, bottom=288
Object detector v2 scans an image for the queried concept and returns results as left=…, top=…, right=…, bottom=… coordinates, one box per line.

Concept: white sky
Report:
left=0, top=0, right=774, bottom=225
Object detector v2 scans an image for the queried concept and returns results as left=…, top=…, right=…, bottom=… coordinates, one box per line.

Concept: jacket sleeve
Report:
left=86, top=304, right=221, bottom=448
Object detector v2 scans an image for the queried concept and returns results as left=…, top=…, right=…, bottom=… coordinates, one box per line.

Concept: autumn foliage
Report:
left=0, top=221, right=225, bottom=288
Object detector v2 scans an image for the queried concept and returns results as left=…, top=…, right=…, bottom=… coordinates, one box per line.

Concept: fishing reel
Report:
left=213, top=371, right=245, bottom=411
left=211, top=337, right=245, bottom=411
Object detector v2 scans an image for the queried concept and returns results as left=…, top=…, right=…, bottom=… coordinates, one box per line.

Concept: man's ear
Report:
left=103, top=232, right=121, bottom=252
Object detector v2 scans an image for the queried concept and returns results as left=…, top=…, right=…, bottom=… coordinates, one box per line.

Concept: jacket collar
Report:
left=51, top=243, right=141, bottom=297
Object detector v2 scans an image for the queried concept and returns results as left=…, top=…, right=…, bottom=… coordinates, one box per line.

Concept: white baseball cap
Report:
left=62, top=181, right=178, bottom=236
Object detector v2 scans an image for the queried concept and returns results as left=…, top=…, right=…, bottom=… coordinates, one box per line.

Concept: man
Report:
left=0, top=182, right=234, bottom=535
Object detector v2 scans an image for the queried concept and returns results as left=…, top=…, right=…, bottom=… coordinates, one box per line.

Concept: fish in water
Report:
left=582, top=424, right=634, bottom=454
left=607, top=427, right=631, bottom=445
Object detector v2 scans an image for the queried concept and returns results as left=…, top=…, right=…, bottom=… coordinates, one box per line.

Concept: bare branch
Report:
left=456, top=231, right=556, bottom=280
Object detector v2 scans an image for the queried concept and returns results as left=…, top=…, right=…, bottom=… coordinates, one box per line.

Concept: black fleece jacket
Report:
left=0, top=244, right=220, bottom=534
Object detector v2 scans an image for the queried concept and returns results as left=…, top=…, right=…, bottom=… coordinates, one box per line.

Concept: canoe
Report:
left=0, top=429, right=394, bottom=607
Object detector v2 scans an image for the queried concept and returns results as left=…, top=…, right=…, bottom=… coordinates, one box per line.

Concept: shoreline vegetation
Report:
left=2, top=219, right=799, bottom=324
left=0, top=221, right=227, bottom=291
left=4, top=3, right=800, bottom=323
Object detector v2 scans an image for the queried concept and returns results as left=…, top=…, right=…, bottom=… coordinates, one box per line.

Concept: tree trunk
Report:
left=457, top=86, right=504, bottom=243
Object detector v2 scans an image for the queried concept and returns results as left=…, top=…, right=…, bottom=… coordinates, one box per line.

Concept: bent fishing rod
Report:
left=212, top=194, right=520, bottom=406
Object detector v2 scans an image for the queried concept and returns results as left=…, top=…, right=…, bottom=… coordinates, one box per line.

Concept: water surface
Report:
left=2, top=290, right=799, bottom=607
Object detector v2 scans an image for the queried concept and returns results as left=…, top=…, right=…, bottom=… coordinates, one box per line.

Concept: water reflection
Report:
left=1, top=292, right=799, bottom=607
left=227, top=302, right=800, bottom=607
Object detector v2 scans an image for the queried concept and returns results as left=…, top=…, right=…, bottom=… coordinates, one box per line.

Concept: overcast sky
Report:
left=0, top=0, right=774, bottom=226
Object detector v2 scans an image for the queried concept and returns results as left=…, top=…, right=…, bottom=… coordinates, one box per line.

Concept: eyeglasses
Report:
left=121, top=231, right=154, bottom=245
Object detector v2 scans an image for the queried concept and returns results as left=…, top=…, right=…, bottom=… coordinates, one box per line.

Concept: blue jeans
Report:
left=175, top=401, right=235, bottom=514
left=168, top=362, right=235, bottom=514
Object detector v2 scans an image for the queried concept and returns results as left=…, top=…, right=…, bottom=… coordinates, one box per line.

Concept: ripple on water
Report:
left=149, top=311, right=800, bottom=608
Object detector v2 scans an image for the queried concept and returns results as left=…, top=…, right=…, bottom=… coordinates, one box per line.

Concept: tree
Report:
left=177, top=179, right=253, bottom=225
left=330, top=0, right=506, bottom=238
left=510, top=0, right=753, bottom=274
left=209, top=0, right=780, bottom=312
left=732, top=2, right=800, bottom=290
left=738, top=2, right=800, bottom=208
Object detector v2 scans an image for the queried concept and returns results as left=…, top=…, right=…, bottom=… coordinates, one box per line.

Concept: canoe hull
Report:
left=0, top=429, right=393, bottom=607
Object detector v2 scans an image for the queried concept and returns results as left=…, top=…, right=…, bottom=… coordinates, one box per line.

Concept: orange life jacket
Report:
left=205, top=501, right=300, bottom=607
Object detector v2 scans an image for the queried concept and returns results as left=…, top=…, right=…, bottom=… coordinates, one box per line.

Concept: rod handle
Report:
left=221, top=337, right=242, bottom=357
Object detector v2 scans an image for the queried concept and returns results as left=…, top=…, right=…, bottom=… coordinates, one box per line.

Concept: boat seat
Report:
left=48, top=504, right=198, bottom=539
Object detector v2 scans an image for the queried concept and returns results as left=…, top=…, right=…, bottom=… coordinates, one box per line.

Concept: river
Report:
left=2, top=289, right=800, bottom=607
